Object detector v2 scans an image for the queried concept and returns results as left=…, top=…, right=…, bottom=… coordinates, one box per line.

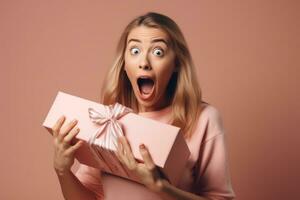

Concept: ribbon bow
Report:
left=87, top=103, right=132, bottom=151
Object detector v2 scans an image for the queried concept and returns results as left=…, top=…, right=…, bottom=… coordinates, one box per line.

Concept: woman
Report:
left=51, top=12, right=236, bottom=200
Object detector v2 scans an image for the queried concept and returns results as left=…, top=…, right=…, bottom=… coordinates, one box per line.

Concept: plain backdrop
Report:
left=1, top=1, right=299, bottom=200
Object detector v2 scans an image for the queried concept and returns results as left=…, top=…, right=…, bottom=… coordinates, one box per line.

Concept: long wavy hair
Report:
left=100, top=12, right=204, bottom=138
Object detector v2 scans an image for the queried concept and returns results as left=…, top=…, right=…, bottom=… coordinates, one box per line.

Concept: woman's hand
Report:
left=51, top=115, right=84, bottom=176
left=115, top=136, right=166, bottom=192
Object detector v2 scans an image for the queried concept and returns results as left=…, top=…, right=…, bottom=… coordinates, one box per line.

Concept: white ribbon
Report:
left=87, top=103, right=132, bottom=151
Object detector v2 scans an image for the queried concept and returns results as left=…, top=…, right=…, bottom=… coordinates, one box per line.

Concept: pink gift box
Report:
left=42, top=91, right=190, bottom=185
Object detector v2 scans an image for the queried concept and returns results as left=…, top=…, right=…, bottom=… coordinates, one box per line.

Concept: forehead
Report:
left=127, top=26, right=170, bottom=42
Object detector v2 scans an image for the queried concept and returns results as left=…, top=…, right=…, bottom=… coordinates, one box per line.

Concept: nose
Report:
left=139, top=53, right=152, bottom=71
left=139, top=65, right=152, bottom=70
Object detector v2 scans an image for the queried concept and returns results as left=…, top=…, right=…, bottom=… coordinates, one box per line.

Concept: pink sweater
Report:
left=75, top=103, right=236, bottom=200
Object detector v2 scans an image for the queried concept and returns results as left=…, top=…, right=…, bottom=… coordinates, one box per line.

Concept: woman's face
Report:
left=124, top=26, right=177, bottom=112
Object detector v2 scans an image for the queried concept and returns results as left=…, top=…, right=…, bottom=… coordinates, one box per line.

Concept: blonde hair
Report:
left=101, top=12, right=204, bottom=138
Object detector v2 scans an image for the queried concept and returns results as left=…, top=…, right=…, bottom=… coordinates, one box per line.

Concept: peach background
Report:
left=1, top=1, right=299, bottom=199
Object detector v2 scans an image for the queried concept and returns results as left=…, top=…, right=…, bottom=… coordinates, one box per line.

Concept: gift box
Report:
left=42, top=91, right=190, bottom=185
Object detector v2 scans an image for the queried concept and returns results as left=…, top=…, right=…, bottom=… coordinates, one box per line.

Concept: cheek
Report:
left=154, top=51, right=176, bottom=70
left=158, top=71, right=174, bottom=86
left=124, top=59, right=136, bottom=84
left=156, top=56, right=176, bottom=81
left=124, top=54, right=134, bottom=71
left=156, top=59, right=176, bottom=75
left=124, top=67, right=134, bottom=83
left=124, top=56, right=138, bottom=71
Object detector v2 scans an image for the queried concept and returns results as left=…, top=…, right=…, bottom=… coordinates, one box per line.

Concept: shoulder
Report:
left=200, top=102, right=224, bottom=129
left=192, top=102, right=226, bottom=142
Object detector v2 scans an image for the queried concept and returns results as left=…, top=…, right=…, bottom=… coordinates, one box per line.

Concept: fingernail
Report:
left=139, top=144, right=145, bottom=149
left=72, top=119, right=78, bottom=123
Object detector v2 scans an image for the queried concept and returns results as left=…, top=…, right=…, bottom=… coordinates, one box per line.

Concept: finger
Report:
left=116, top=137, right=137, bottom=170
left=116, top=137, right=128, bottom=165
left=113, top=148, right=121, bottom=161
left=58, top=119, right=78, bottom=142
left=119, top=136, right=136, bottom=165
left=51, top=115, right=65, bottom=137
left=119, top=137, right=135, bottom=159
left=121, top=137, right=138, bottom=170
left=139, top=144, right=155, bottom=170
left=63, top=127, right=80, bottom=144
left=116, top=137, right=124, bottom=156
left=65, top=140, right=84, bottom=155
left=139, top=144, right=162, bottom=180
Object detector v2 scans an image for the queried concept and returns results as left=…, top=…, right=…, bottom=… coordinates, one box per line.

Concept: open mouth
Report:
left=137, top=76, right=155, bottom=100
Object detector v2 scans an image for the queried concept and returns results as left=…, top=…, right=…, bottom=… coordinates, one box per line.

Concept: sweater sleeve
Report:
left=193, top=107, right=236, bottom=200
left=74, top=164, right=104, bottom=200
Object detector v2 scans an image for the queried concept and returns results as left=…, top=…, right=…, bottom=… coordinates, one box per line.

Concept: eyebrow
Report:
left=127, top=38, right=169, bottom=47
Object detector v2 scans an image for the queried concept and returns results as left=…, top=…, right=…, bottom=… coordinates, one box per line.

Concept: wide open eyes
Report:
left=130, top=47, right=140, bottom=55
left=129, top=47, right=164, bottom=57
left=153, top=48, right=164, bottom=57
